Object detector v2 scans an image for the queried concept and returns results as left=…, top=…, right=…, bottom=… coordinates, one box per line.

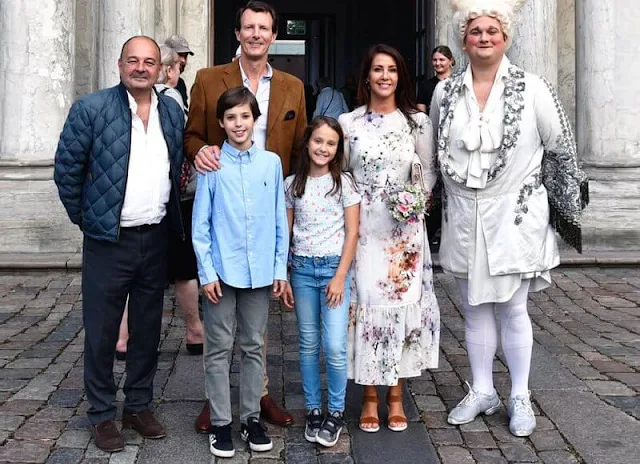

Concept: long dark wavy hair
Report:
left=356, top=43, right=420, bottom=131
left=289, top=116, right=353, bottom=200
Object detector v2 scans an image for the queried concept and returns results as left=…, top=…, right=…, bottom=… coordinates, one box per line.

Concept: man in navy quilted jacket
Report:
left=54, top=36, right=185, bottom=453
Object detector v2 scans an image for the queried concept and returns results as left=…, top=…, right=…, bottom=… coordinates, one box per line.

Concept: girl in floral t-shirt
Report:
left=283, top=116, right=360, bottom=448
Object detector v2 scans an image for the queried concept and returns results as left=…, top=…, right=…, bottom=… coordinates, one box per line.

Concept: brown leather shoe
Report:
left=194, top=400, right=212, bottom=434
left=260, top=394, right=293, bottom=426
left=122, top=410, right=166, bottom=439
left=91, top=419, right=125, bottom=452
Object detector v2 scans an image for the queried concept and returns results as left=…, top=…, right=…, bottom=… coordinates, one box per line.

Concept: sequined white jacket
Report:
left=430, top=57, right=585, bottom=277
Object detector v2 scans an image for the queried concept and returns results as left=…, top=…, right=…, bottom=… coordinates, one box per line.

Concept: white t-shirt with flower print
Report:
left=285, top=172, right=361, bottom=257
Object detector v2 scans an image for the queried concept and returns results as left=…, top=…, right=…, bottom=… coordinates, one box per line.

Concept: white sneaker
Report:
left=507, top=392, right=536, bottom=437
left=447, top=382, right=502, bottom=425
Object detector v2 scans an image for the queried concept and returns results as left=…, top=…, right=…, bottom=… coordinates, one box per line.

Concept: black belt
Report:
left=121, top=222, right=161, bottom=232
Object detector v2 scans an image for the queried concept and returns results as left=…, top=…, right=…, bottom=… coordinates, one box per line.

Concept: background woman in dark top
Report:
left=416, top=45, right=455, bottom=113
left=416, top=45, right=455, bottom=252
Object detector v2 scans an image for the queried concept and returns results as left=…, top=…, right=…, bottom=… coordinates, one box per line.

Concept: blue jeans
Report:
left=290, top=255, right=350, bottom=413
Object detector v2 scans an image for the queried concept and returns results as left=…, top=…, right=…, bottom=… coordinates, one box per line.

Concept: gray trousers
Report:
left=203, top=282, right=270, bottom=426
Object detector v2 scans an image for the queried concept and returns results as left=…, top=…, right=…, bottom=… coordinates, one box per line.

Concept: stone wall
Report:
left=0, top=0, right=79, bottom=253
left=72, top=0, right=210, bottom=99
left=0, top=0, right=210, bottom=253
left=436, top=0, right=568, bottom=108
left=577, top=1, right=640, bottom=250
left=557, top=0, right=575, bottom=128
left=1, top=1, right=639, bottom=253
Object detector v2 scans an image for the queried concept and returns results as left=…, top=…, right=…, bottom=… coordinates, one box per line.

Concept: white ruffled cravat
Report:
left=460, top=113, right=503, bottom=188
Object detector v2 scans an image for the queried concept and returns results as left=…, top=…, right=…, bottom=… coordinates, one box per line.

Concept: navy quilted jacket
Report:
left=54, top=83, right=185, bottom=242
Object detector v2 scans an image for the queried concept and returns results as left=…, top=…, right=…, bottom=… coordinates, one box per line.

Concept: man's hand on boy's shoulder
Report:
left=195, top=144, right=221, bottom=173
left=203, top=280, right=222, bottom=304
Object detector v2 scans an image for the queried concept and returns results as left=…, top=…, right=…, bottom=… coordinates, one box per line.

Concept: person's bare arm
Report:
left=326, top=203, right=359, bottom=308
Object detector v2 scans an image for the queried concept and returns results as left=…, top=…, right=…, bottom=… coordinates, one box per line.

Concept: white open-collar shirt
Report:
left=239, top=60, right=273, bottom=150
left=120, top=91, right=171, bottom=227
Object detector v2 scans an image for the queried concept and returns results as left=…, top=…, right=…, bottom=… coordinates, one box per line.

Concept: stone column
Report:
left=557, top=0, right=576, bottom=128
left=0, top=0, right=75, bottom=161
left=509, top=1, right=558, bottom=84
left=75, top=0, right=99, bottom=97
left=575, top=1, right=637, bottom=167
left=155, top=0, right=178, bottom=45
left=0, top=0, right=80, bottom=253
left=435, top=1, right=461, bottom=64
left=435, top=0, right=558, bottom=83
left=177, top=0, right=210, bottom=93
left=98, top=0, right=155, bottom=88
left=576, top=0, right=640, bottom=250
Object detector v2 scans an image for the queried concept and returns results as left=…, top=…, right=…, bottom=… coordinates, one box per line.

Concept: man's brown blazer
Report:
left=184, top=59, right=307, bottom=176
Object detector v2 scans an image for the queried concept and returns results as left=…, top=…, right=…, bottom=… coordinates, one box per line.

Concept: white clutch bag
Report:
left=411, top=154, right=426, bottom=192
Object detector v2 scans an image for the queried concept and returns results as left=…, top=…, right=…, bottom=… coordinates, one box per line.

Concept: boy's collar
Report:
left=222, top=140, right=258, bottom=160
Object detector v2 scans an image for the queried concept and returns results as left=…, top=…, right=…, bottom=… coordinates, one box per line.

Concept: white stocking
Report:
left=496, top=281, right=533, bottom=398
left=457, top=279, right=498, bottom=395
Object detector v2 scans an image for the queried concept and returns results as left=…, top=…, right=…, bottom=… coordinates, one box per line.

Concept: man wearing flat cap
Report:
left=164, top=35, right=194, bottom=109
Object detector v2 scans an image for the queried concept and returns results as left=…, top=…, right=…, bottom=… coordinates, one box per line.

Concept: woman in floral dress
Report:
left=338, top=44, right=440, bottom=433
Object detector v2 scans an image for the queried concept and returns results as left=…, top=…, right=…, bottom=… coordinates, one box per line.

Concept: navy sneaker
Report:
left=240, top=417, right=273, bottom=452
left=316, top=411, right=344, bottom=448
left=304, top=408, right=323, bottom=443
left=209, top=424, right=234, bottom=458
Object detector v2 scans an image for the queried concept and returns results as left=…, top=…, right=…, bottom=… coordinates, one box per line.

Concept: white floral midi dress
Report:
left=338, top=106, right=440, bottom=386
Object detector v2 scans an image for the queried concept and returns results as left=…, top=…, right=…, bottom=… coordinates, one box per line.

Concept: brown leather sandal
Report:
left=386, top=390, right=408, bottom=432
left=359, top=393, right=380, bottom=433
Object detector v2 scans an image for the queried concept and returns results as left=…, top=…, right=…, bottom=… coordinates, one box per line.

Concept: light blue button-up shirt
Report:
left=192, top=141, right=289, bottom=289
left=313, top=87, right=350, bottom=120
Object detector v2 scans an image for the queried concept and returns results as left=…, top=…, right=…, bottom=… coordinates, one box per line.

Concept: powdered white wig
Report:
left=451, top=0, right=528, bottom=48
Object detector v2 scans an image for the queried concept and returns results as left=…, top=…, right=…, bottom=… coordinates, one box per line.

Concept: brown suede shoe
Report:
left=260, top=394, right=294, bottom=426
left=194, top=400, right=212, bottom=434
left=122, top=410, right=166, bottom=439
left=91, top=419, right=125, bottom=452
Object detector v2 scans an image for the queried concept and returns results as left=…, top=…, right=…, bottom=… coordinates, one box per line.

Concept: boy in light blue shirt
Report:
left=192, top=86, right=288, bottom=458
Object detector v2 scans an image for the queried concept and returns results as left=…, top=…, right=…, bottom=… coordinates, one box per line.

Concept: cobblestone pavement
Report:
left=0, top=267, right=639, bottom=464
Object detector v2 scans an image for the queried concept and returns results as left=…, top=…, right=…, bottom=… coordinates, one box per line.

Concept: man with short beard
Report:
left=54, top=36, right=185, bottom=453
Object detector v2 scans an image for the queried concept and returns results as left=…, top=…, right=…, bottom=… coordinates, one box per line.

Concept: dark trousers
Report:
left=82, top=221, right=168, bottom=425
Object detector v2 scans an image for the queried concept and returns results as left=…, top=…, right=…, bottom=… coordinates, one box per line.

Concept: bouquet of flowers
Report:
left=387, top=184, right=427, bottom=224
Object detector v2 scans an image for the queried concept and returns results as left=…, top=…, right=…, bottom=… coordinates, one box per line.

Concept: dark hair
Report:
left=432, top=45, right=455, bottom=67
left=356, top=44, right=419, bottom=130
left=316, top=76, right=332, bottom=90
left=216, top=86, right=261, bottom=120
left=235, top=1, right=278, bottom=34
left=290, top=116, right=353, bottom=200
left=119, top=35, right=161, bottom=61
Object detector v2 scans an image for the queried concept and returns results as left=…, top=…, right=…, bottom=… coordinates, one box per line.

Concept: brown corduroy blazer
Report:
left=184, top=59, right=307, bottom=176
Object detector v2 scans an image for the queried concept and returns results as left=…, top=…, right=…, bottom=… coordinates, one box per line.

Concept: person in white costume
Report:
left=430, top=0, right=588, bottom=437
